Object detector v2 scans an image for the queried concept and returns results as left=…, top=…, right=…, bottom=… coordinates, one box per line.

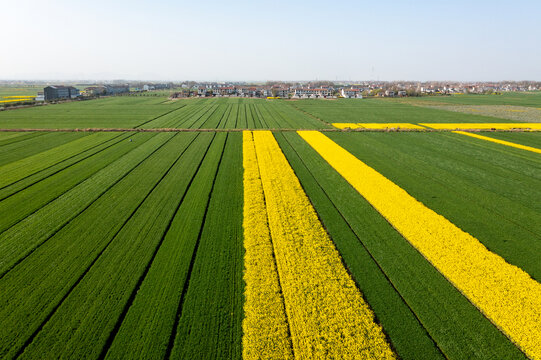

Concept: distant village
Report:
left=3, top=80, right=540, bottom=102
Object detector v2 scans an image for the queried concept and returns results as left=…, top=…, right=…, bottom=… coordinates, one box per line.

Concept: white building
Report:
left=341, top=88, right=363, bottom=98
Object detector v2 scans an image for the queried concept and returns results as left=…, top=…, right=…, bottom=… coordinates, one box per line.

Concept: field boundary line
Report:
left=1, top=127, right=541, bottom=133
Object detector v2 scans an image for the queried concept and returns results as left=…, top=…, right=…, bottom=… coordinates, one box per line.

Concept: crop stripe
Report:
left=242, top=131, right=294, bottom=360
left=298, top=130, right=541, bottom=359
left=244, top=130, right=395, bottom=359
left=453, top=131, right=541, bottom=154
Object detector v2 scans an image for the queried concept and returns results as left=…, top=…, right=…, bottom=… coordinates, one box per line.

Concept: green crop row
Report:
left=0, top=132, right=124, bottom=188
left=17, top=133, right=215, bottom=359
left=0, top=132, right=45, bottom=148
left=104, top=132, right=228, bottom=359
left=0, top=132, right=88, bottom=167
left=0, top=132, right=196, bottom=358
left=0, top=132, right=140, bottom=233
left=170, top=133, right=244, bottom=359
left=479, top=131, right=541, bottom=148
left=0, top=132, right=127, bottom=201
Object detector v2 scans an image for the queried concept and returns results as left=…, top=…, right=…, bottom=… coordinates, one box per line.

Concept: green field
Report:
left=399, top=91, right=541, bottom=107
left=291, top=98, right=520, bottom=124
left=0, top=94, right=539, bottom=359
left=0, top=97, right=330, bottom=129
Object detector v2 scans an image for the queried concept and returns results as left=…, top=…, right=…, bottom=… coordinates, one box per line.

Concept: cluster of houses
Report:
left=171, top=85, right=368, bottom=99
left=40, top=84, right=131, bottom=101
left=33, top=80, right=541, bottom=102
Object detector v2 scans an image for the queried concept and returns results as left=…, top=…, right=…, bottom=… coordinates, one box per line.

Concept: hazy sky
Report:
left=2, top=0, right=540, bottom=81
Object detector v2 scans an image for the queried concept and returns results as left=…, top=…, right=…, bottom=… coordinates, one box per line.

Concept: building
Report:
left=104, top=85, right=130, bottom=95
left=84, top=86, right=107, bottom=96
left=43, top=86, right=80, bottom=101
left=293, top=88, right=333, bottom=98
left=341, top=88, right=363, bottom=99
left=272, top=86, right=290, bottom=98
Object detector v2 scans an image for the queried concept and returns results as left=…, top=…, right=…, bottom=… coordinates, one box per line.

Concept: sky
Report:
left=1, top=0, right=540, bottom=81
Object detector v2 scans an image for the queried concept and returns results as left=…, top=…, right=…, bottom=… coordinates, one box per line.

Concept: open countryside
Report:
left=0, top=90, right=540, bottom=359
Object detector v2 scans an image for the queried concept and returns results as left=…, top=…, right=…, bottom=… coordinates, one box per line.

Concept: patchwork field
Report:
left=0, top=95, right=540, bottom=359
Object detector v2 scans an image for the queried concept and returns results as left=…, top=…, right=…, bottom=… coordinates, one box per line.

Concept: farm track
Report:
left=1, top=127, right=541, bottom=132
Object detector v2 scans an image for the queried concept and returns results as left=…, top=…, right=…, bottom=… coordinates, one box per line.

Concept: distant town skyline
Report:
left=2, top=0, right=541, bottom=81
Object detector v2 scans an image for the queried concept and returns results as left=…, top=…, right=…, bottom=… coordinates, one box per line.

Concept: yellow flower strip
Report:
left=0, top=99, right=34, bottom=104
left=421, top=123, right=541, bottom=130
left=357, top=123, right=426, bottom=129
left=242, top=131, right=294, bottom=360
left=453, top=131, right=541, bottom=154
left=332, top=123, right=361, bottom=129
left=252, top=130, right=396, bottom=359
left=298, top=130, right=541, bottom=359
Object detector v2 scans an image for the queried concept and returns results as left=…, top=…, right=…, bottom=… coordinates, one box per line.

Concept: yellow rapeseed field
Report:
left=453, top=131, right=541, bottom=154
left=299, top=130, right=541, bottom=359
left=332, top=123, right=425, bottom=129
left=332, top=123, right=361, bottom=129
left=2, top=96, right=35, bottom=99
left=243, top=130, right=396, bottom=359
left=0, top=98, right=34, bottom=104
left=242, top=131, right=294, bottom=360
left=357, top=123, right=426, bottom=129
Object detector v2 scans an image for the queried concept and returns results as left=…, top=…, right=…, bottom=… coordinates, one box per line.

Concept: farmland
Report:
left=0, top=94, right=540, bottom=359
